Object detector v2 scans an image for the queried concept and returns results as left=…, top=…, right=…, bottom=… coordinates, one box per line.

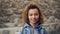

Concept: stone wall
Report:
left=0, top=0, right=60, bottom=34
left=0, top=27, right=20, bottom=34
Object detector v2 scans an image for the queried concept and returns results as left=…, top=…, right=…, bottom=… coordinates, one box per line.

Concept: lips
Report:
left=31, top=19, right=37, bottom=22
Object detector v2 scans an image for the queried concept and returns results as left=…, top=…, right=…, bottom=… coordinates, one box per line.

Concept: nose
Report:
left=32, top=15, right=35, bottom=18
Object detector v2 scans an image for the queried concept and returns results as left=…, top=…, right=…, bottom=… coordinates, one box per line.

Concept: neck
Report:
left=30, top=22, right=36, bottom=28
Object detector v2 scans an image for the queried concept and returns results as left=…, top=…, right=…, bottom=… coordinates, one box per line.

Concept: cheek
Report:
left=35, top=16, right=39, bottom=21
left=28, top=16, right=33, bottom=22
left=36, top=16, right=39, bottom=19
left=28, top=16, right=31, bottom=20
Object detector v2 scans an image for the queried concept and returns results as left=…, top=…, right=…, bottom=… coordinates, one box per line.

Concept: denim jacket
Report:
left=17, top=23, right=48, bottom=34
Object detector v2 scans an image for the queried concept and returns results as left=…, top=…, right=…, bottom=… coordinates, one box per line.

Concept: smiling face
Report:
left=28, top=9, right=39, bottom=25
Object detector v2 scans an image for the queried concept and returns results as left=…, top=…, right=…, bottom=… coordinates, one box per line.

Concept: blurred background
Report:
left=0, top=0, right=60, bottom=34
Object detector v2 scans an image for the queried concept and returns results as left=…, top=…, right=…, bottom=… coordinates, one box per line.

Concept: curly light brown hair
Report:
left=22, top=2, right=44, bottom=24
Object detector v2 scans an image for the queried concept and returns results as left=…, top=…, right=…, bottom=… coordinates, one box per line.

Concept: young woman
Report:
left=18, top=3, right=48, bottom=34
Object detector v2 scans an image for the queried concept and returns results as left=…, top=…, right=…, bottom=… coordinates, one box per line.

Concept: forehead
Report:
left=28, top=9, right=39, bottom=13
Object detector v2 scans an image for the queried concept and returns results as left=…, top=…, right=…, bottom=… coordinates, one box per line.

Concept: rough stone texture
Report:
left=0, top=0, right=60, bottom=34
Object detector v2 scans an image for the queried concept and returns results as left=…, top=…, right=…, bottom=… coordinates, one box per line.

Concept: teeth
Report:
left=32, top=20, right=36, bottom=21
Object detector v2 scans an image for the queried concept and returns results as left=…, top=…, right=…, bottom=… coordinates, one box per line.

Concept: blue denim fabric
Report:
left=18, top=23, right=48, bottom=34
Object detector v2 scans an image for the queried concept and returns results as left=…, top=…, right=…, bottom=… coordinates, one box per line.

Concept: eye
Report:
left=35, top=13, right=39, bottom=16
left=29, top=14, right=32, bottom=16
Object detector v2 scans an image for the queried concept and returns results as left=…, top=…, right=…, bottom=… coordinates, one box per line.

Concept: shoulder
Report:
left=19, top=26, right=24, bottom=31
left=15, top=23, right=28, bottom=34
left=40, top=24, right=48, bottom=34
left=15, top=26, right=24, bottom=34
left=42, top=25, right=48, bottom=34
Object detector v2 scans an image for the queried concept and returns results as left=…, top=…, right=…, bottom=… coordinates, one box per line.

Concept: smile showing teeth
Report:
left=32, top=19, right=36, bottom=22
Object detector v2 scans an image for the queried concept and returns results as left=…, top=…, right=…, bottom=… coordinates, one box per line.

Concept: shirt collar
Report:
left=24, top=23, right=43, bottom=29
